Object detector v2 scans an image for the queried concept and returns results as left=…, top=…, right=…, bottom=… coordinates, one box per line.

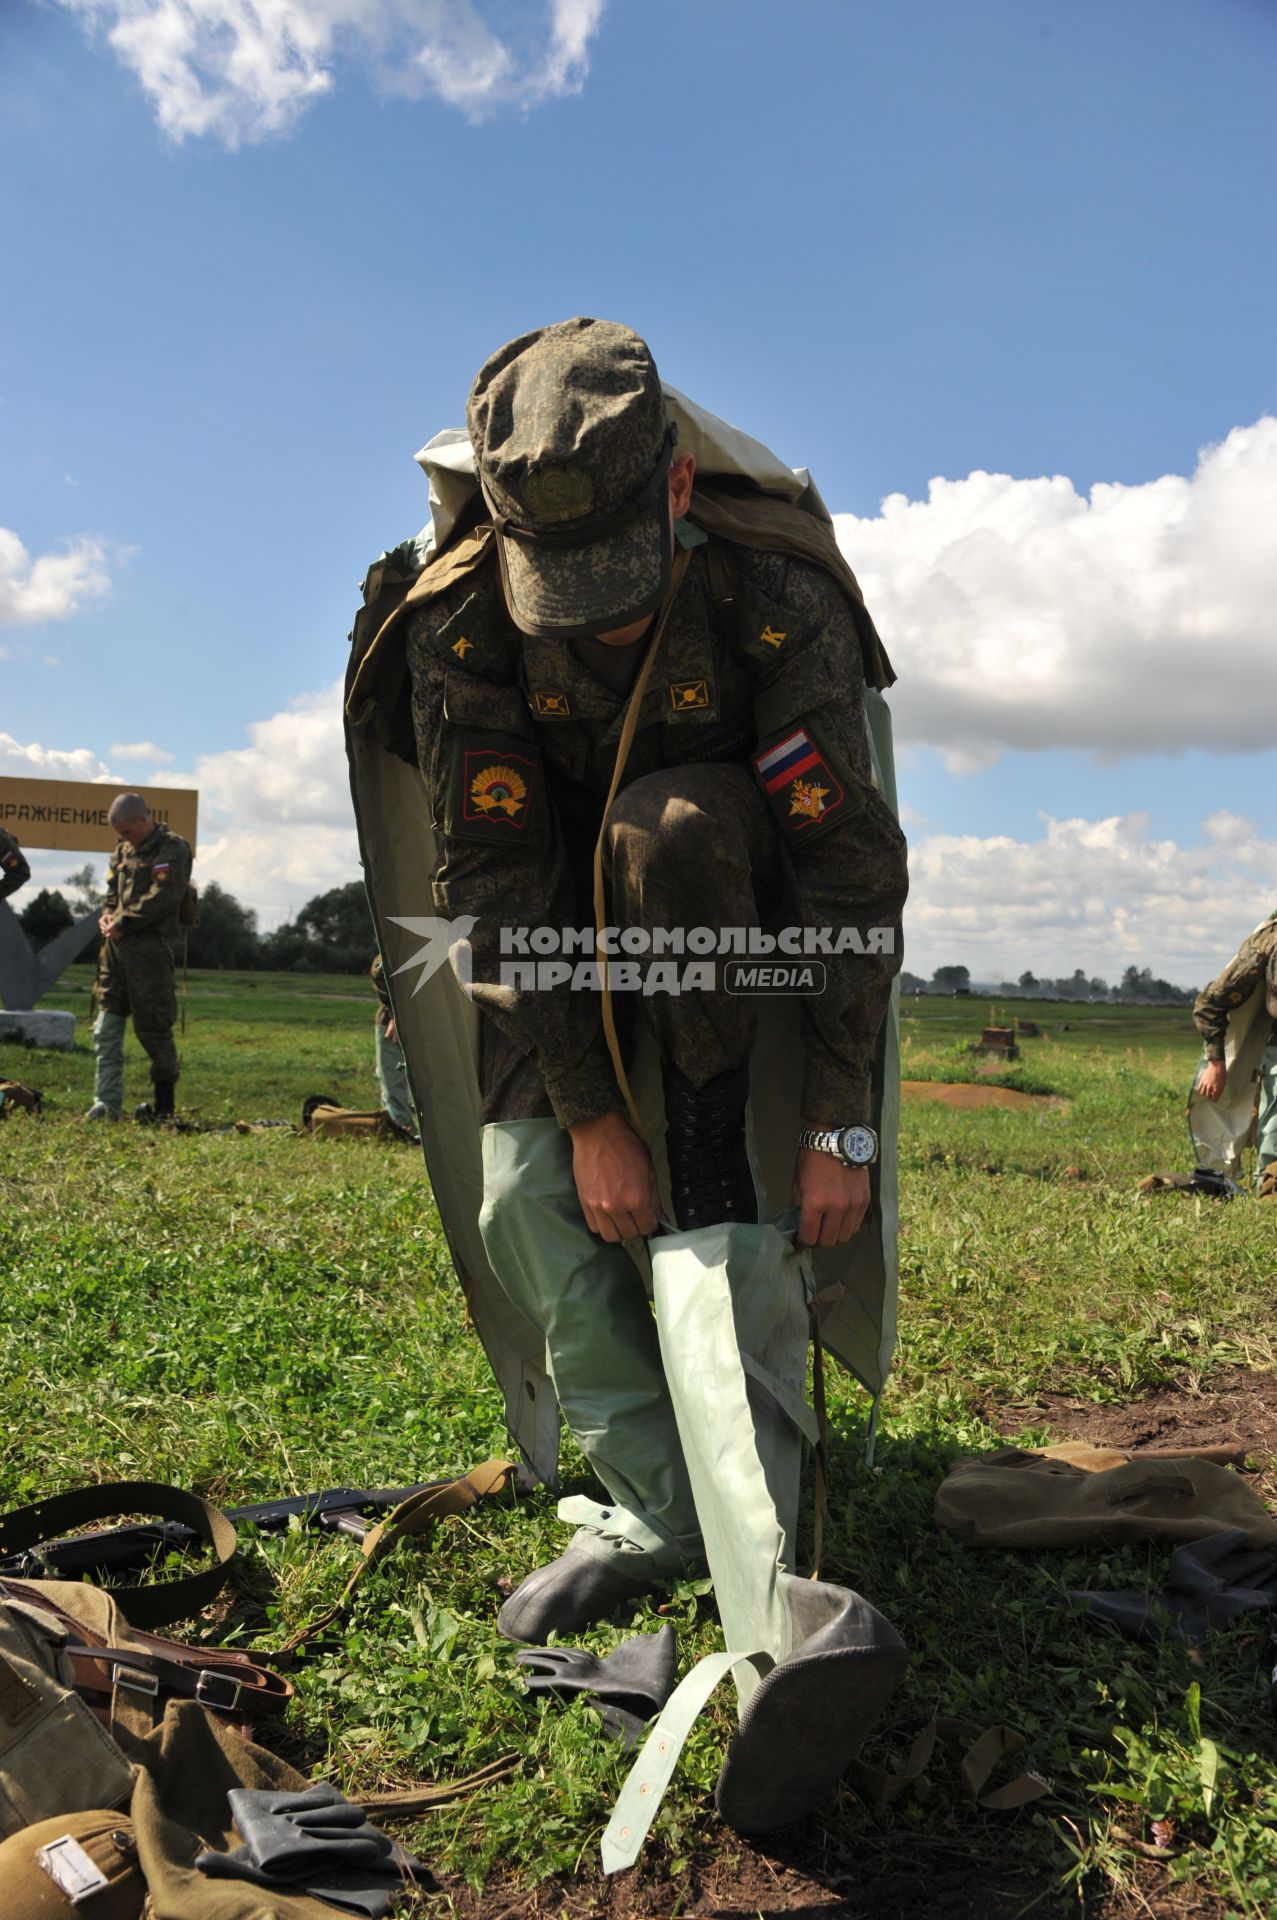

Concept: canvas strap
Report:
left=591, top=546, right=692, bottom=1137
left=0, top=1482, right=237, bottom=1630
left=274, top=1458, right=515, bottom=1661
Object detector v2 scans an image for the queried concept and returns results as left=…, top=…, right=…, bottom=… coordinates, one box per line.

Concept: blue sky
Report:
left=2, top=0, right=1274, bottom=983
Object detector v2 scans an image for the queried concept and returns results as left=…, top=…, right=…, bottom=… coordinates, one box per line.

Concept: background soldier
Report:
left=1193, top=910, right=1277, bottom=1191
left=370, top=953, right=415, bottom=1135
left=85, top=794, right=192, bottom=1122
left=0, top=828, right=31, bottom=902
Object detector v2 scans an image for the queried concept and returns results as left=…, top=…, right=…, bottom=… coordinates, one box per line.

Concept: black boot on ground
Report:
left=662, top=1061, right=757, bottom=1231
left=136, top=1081, right=176, bottom=1125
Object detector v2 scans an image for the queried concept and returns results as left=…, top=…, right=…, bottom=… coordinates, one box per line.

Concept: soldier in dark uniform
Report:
left=1193, top=913, right=1277, bottom=1187
left=0, top=828, right=31, bottom=902
left=85, top=794, right=192, bottom=1122
left=387, top=320, right=910, bottom=1837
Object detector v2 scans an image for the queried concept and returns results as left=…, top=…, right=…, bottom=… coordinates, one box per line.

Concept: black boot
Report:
left=662, top=1062, right=758, bottom=1231
left=154, top=1080, right=176, bottom=1117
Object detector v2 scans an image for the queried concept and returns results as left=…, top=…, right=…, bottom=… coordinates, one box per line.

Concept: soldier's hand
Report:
left=569, top=1110, right=660, bottom=1243
left=98, top=910, right=113, bottom=937
left=1196, top=1060, right=1227, bottom=1102
left=385, top=1018, right=398, bottom=1044
left=792, top=1151, right=870, bottom=1249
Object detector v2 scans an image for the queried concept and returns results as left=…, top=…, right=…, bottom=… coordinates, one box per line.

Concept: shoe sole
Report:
left=714, top=1638, right=907, bottom=1834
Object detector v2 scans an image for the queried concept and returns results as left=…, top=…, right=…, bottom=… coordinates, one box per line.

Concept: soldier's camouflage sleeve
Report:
left=740, top=553, right=908, bottom=1126
left=0, top=830, right=30, bottom=901
left=104, top=848, right=121, bottom=916
left=114, top=836, right=192, bottom=933
left=404, top=594, right=618, bottom=1129
left=1192, top=926, right=1277, bottom=1061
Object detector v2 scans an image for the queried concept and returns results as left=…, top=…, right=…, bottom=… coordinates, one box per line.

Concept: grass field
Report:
left=3, top=972, right=1277, bottom=1917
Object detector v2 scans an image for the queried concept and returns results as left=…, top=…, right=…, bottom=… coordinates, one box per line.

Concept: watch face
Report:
left=839, top=1124, right=877, bottom=1166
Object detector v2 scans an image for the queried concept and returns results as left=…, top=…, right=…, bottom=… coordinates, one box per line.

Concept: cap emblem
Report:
left=521, top=463, right=595, bottom=524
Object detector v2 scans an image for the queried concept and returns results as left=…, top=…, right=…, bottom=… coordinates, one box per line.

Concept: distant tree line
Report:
left=899, top=962, right=1197, bottom=1007
left=19, top=871, right=377, bottom=975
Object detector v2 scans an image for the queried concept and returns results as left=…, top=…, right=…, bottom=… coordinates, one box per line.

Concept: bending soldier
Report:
left=85, top=794, right=192, bottom=1123
left=360, top=319, right=910, bottom=1836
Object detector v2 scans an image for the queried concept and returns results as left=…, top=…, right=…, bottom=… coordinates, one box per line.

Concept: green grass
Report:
left=3, top=981, right=1277, bottom=1914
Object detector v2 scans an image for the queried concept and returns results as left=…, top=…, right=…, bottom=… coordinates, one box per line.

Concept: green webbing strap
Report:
left=602, top=1646, right=765, bottom=1873
left=0, top=1481, right=237, bottom=1629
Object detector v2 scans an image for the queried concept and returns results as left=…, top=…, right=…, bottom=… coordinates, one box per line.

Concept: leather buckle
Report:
left=114, top=1664, right=160, bottom=1697
left=195, top=1669, right=243, bottom=1712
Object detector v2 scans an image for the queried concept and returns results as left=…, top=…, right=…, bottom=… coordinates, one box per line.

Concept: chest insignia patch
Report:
left=464, top=754, right=536, bottom=827
left=452, top=636, right=474, bottom=658
left=753, top=726, right=845, bottom=837
left=534, top=691, right=572, bottom=718
left=760, top=625, right=786, bottom=649
left=669, top=679, right=709, bottom=711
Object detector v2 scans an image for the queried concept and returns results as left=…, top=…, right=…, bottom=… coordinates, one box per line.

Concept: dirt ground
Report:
left=900, top=1080, right=1061, bottom=1111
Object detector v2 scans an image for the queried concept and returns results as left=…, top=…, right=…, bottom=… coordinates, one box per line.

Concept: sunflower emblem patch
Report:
left=464, top=755, right=535, bottom=827
left=752, top=726, right=846, bottom=838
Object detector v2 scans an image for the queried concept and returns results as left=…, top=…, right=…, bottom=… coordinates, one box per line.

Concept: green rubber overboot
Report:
left=650, top=1219, right=906, bottom=1836
left=88, top=1010, right=126, bottom=1119
left=480, top=1119, right=704, bottom=1640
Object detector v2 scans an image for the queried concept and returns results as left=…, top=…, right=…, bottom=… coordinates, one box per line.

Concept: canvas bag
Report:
left=0, top=1593, right=135, bottom=1840
left=934, top=1448, right=1277, bottom=1551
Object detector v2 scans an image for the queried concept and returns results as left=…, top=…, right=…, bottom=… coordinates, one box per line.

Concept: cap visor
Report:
left=497, top=504, right=672, bottom=639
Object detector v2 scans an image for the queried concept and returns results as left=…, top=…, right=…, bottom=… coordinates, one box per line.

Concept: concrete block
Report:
left=0, top=1010, right=76, bottom=1051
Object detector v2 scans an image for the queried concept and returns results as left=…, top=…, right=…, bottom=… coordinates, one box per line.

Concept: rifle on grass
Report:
left=0, top=1481, right=441, bottom=1584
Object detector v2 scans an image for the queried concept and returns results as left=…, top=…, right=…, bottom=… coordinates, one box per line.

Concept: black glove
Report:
left=196, top=1784, right=432, bottom=1916
left=1073, top=1528, right=1277, bottom=1645
left=515, top=1623, right=677, bottom=1745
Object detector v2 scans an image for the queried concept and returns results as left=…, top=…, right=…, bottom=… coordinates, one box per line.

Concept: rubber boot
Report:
left=662, top=1062, right=757, bottom=1230
left=651, top=1219, right=906, bottom=1835
left=479, top=1119, right=704, bottom=1641
left=154, top=1079, right=175, bottom=1117
left=86, top=1010, right=125, bottom=1120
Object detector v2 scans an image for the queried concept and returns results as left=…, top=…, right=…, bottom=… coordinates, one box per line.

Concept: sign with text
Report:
left=0, top=777, right=199, bottom=854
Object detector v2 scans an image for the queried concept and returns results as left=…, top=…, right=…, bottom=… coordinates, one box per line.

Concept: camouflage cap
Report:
left=467, top=317, right=675, bottom=638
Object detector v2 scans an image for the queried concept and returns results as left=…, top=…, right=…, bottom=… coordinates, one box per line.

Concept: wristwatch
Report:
left=798, top=1124, right=879, bottom=1168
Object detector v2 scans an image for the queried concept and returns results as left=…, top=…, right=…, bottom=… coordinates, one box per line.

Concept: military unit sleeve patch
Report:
left=446, top=740, right=546, bottom=847
left=752, top=726, right=847, bottom=839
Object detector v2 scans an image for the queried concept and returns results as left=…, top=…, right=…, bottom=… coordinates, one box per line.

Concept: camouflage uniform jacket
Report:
left=0, top=828, right=31, bottom=901
left=103, top=826, right=192, bottom=941
left=1192, top=919, right=1277, bottom=1061
left=404, top=535, right=908, bottom=1130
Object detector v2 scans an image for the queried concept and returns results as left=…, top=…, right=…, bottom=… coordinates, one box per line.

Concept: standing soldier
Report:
left=85, top=794, right=192, bottom=1123
left=371, top=953, right=415, bottom=1136
left=1191, top=908, right=1277, bottom=1192
left=0, top=828, right=31, bottom=902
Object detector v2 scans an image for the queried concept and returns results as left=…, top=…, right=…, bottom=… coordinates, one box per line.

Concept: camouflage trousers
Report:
left=480, top=762, right=783, bottom=1119
left=96, top=936, right=179, bottom=1085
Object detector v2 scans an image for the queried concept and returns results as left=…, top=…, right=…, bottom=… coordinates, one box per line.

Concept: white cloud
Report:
left=906, top=809, right=1277, bottom=987
left=0, top=528, right=112, bottom=627
left=57, top=0, right=607, bottom=146
left=838, top=417, right=1277, bottom=769
left=110, top=740, right=175, bottom=764
left=0, top=733, right=117, bottom=784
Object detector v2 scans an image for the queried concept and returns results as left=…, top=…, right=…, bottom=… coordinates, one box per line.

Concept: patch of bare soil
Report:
left=901, top=1080, right=1061, bottom=1111
left=427, top=1839, right=1062, bottom=1919
left=426, top=1838, right=1225, bottom=1918
left=990, top=1368, right=1277, bottom=1504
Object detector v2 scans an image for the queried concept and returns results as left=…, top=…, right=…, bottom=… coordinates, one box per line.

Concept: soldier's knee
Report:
left=608, top=776, right=721, bottom=868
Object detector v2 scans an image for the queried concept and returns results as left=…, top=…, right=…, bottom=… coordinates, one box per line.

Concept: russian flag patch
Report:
left=752, top=725, right=845, bottom=836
